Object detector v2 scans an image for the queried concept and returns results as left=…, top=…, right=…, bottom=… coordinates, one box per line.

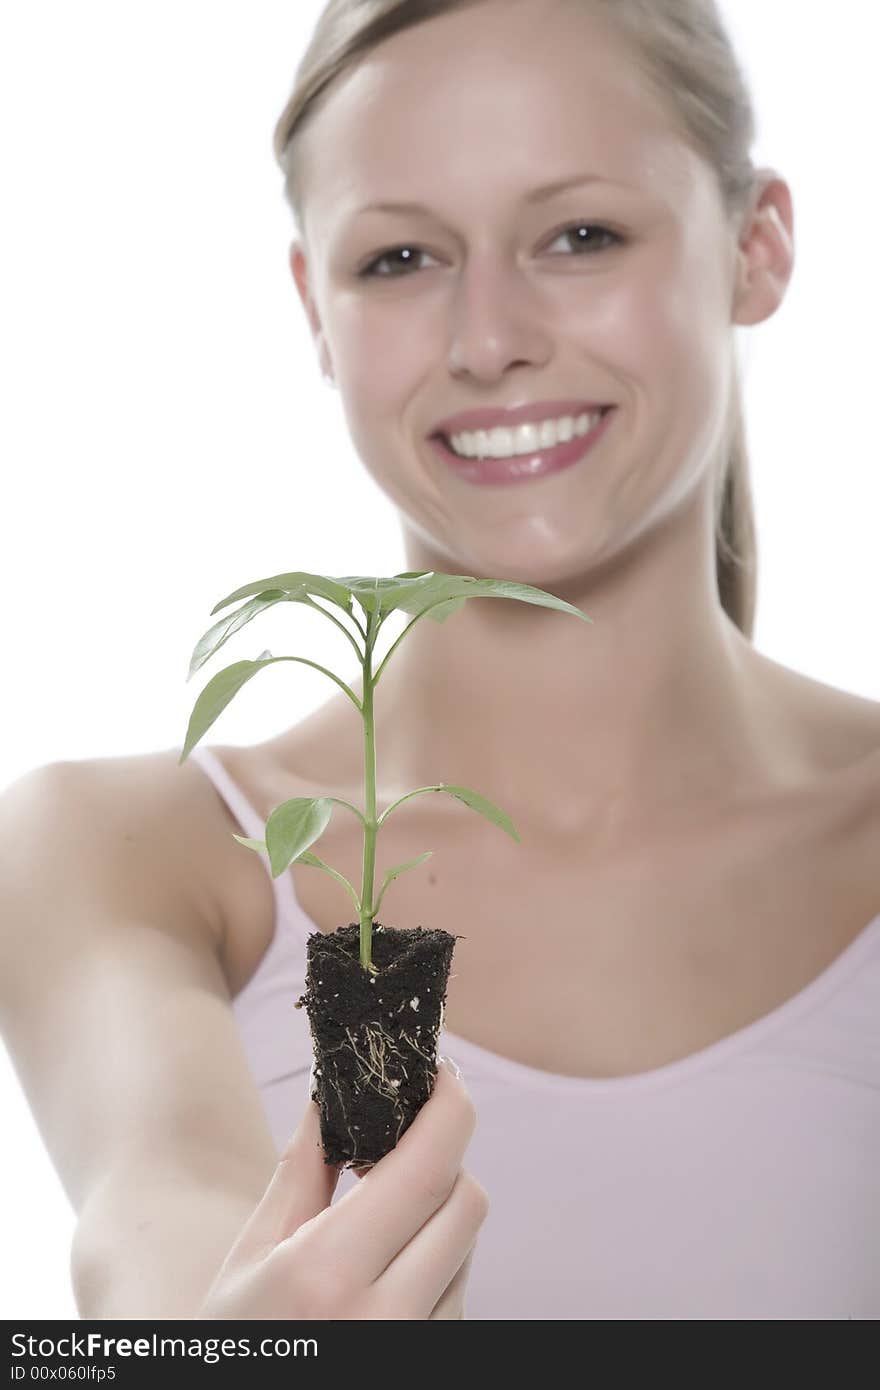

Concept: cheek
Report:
left=330, top=296, right=436, bottom=407
left=330, top=309, right=421, bottom=480
left=579, top=246, right=731, bottom=423
left=660, top=226, right=734, bottom=385
left=574, top=249, right=733, bottom=522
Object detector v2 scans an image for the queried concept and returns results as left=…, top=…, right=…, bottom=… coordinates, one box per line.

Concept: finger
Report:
left=372, top=1170, right=489, bottom=1317
left=429, top=1244, right=476, bottom=1320
left=229, top=1096, right=343, bottom=1265
left=313, top=1058, right=477, bottom=1284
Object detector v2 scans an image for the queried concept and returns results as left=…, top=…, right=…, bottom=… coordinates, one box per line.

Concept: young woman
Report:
left=3, top=0, right=878, bottom=1320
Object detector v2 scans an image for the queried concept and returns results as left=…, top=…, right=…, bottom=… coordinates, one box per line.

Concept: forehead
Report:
left=296, top=0, right=701, bottom=230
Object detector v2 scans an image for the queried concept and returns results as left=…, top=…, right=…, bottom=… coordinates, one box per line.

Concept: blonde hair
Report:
left=273, top=0, right=760, bottom=638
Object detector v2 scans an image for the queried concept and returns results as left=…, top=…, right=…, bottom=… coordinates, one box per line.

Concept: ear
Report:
left=288, top=239, right=334, bottom=382
left=731, top=169, right=795, bottom=328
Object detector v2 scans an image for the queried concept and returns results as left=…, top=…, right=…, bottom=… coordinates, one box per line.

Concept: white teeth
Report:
left=447, top=410, right=603, bottom=459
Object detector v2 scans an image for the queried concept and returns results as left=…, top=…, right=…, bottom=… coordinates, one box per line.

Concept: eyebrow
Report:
left=352, top=174, right=627, bottom=219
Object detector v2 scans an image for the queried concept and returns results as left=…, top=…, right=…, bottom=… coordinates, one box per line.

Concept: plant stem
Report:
left=359, top=624, right=378, bottom=972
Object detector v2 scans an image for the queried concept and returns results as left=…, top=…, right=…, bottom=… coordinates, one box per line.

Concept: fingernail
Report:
left=438, top=1053, right=463, bottom=1079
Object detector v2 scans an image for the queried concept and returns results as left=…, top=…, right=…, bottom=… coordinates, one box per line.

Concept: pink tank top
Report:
left=187, top=744, right=880, bottom=1319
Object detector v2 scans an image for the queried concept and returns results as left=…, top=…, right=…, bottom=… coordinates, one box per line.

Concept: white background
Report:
left=1, top=1, right=877, bottom=1318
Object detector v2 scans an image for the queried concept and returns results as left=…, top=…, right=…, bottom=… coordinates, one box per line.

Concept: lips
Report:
left=429, top=404, right=616, bottom=486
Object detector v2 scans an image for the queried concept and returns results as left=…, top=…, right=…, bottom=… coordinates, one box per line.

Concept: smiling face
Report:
left=288, top=0, right=745, bottom=584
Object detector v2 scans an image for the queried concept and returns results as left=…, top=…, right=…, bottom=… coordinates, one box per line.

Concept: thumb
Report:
left=228, top=1085, right=343, bottom=1266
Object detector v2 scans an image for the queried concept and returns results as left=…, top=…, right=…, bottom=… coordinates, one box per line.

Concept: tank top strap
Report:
left=183, top=743, right=314, bottom=955
left=185, top=743, right=265, bottom=841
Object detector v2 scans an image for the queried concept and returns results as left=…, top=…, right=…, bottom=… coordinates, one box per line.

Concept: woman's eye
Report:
left=545, top=222, right=622, bottom=256
left=357, top=222, right=622, bottom=279
left=358, top=246, right=437, bottom=278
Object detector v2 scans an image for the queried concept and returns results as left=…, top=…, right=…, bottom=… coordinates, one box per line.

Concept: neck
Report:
left=362, top=486, right=800, bottom=852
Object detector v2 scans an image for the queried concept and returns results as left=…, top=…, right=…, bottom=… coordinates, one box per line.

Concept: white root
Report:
left=323, top=1021, right=443, bottom=1150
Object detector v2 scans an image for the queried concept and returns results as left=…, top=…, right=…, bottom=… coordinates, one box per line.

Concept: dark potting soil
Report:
left=295, top=922, right=460, bottom=1170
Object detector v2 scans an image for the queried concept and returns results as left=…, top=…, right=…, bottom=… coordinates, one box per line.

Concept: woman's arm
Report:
left=72, top=1165, right=262, bottom=1320
left=0, top=760, right=281, bottom=1319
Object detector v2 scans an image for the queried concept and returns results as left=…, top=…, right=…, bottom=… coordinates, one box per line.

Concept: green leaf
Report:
left=294, top=850, right=362, bottom=914
left=371, top=850, right=433, bottom=917
left=425, top=597, right=467, bottom=623
left=205, top=569, right=591, bottom=631
left=187, top=591, right=289, bottom=681
left=384, top=573, right=593, bottom=624
left=431, top=784, right=521, bottom=841
left=264, top=795, right=335, bottom=879
left=209, top=572, right=354, bottom=618
left=335, top=575, right=418, bottom=616
left=230, top=837, right=362, bottom=914
left=231, top=834, right=268, bottom=854
left=178, top=655, right=280, bottom=763
left=322, top=570, right=591, bottom=624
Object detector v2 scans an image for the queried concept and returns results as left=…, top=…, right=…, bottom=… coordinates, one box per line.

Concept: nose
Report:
left=447, top=254, right=552, bottom=381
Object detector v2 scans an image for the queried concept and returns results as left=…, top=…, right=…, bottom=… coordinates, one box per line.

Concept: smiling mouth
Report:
left=427, top=406, right=616, bottom=485
left=432, top=406, right=613, bottom=461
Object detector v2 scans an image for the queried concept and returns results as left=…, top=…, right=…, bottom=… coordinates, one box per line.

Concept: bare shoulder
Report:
left=802, top=671, right=879, bottom=812
left=762, top=656, right=880, bottom=877
left=0, top=747, right=238, bottom=969
left=750, top=643, right=879, bottom=771
left=0, top=749, right=281, bottom=1229
left=822, top=686, right=880, bottom=924
left=839, top=694, right=880, bottom=838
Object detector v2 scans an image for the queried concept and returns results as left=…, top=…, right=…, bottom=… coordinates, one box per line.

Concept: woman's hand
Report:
left=196, top=1057, right=488, bottom=1320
